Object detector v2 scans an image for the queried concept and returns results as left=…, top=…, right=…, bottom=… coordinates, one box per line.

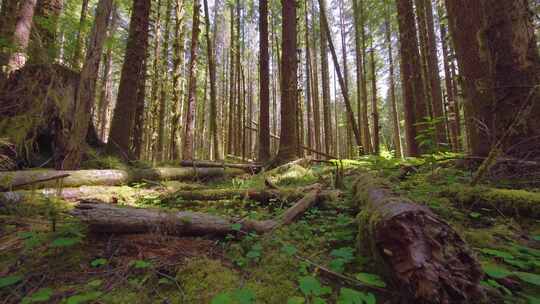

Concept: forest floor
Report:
left=0, top=154, right=539, bottom=303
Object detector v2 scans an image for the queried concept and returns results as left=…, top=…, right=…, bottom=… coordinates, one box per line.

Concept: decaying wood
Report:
left=1, top=173, right=70, bottom=191
left=0, top=167, right=244, bottom=190
left=71, top=187, right=322, bottom=235
left=163, top=188, right=303, bottom=204
left=353, top=171, right=483, bottom=304
left=179, top=160, right=262, bottom=173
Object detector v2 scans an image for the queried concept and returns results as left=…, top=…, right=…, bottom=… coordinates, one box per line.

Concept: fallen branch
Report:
left=71, top=187, right=322, bottom=236
left=163, top=188, right=303, bottom=204
left=353, top=171, right=483, bottom=303
left=0, top=167, right=244, bottom=190
left=0, top=173, right=70, bottom=191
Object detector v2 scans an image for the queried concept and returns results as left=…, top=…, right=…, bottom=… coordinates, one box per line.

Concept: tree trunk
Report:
left=107, top=0, right=151, bottom=159
left=227, top=4, right=235, bottom=156
left=203, top=0, right=219, bottom=161
left=358, top=0, right=372, bottom=154
left=396, top=0, right=425, bottom=156
left=370, top=46, right=379, bottom=155
left=258, top=0, right=271, bottom=162
left=60, top=0, right=112, bottom=169
left=6, top=0, right=37, bottom=73
left=157, top=0, right=173, bottom=162
left=385, top=3, right=402, bottom=158
left=309, top=2, right=322, bottom=157
left=0, top=0, right=20, bottom=67
left=273, top=0, right=298, bottom=166
left=353, top=172, right=483, bottom=303
left=72, top=0, right=89, bottom=69
left=181, top=0, right=200, bottom=160
left=319, top=0, right=333, bottom=155
left=170, top=0, right=185, bottom=160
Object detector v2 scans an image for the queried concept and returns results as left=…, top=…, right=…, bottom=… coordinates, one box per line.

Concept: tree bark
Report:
left=258, top=0, right=271, bottom=162
left=29, top=0, right=63, bottom=64
left=385, top=3, right=402, bottom=158
left=181, top=0, right=201, bottom=160
left=60, top=0, right=112, bottom=169
left=396, top=0, right=425, bottom=156
left=170, top=0, right=185, bottom=160
left=319, top=0, right=333, bottom=155
left=6, top=0, right=37, bottom=73
left=72, top=0, right=89, bottom=69
left=0, top=0, right=20, bottom=67
left=203, top=0, right=219, bottom=161
left=107, top=0, right=151, bottom=159
left=353, top=172, right=483, bottom=303
left=157, top=0, right=173, bottom=162
left=273, top=0, right=298, bottom=166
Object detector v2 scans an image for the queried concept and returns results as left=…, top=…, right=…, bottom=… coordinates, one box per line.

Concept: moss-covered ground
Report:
left=1, top=154, right=539, bottom=303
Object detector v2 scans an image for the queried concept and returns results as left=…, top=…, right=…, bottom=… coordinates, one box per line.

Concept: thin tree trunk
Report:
left=61, top=0, right=113, bottom=169
left=304, top=0, right=313, bottom=155
left=319, top=0, right=333, bottom=155
left=385, top=2, right=402, bottom=158
left=309, top=2, right=322, bottom=156
left=29, top=0, right=63, bottom=64
left=203, top=0, right=219, bottom=161
left=258, top=0, right=271, bottom=162
left=439, top=20, right=459, bottom=151
left=370, top=45, right=379, bottom=154
left=0, top=0, right=20, bottom=67
left=170, top=0, right=185, bottom=160
left=107, top=0, right=151, bottom=159
left=181, top=0, right=200, bottom=160
left=156, top=0, right=172, bottom=162
left=227, top=4, right=235, bottom=156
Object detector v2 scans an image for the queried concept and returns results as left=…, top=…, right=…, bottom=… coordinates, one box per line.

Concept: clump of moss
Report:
left=463, top=229, right=497, bottom=248
left=176, top=258, right=240, bottom=302
left=81, top=149, right=127, bottom=170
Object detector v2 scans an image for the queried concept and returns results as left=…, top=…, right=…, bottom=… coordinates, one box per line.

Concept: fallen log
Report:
left=353, top=172, right=483, bottom=303
left=0, top=185, right=162, bottom=205
left=0, top=167, right=244, bottom=190
left=71, top=187, right=322, bottom=235
left=179, top=160, right=262, bottom=173
left=440, top=185, right=540, bottom=218
left=163, top=188, right=303, bottom=204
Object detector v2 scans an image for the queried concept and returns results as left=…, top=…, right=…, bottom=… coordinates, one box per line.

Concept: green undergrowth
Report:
left=2, top=154, right=540, bottom=303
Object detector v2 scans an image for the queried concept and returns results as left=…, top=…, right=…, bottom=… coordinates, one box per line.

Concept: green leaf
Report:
left=131, top=260, right=152, bottom=269
left=329, top=259, right=346, bottom=273
left=514, top=272, right=540, bottom=286
left=66, top=291, right=103, bottom=304
left=158, top=277, right=173, bottom=285
left=469, top=212, right=482, bottom=219
left=287, top=297, right=305, bottom=304
left=21, top=288, right=53, bottom=303
left=211, top=292, right=234, bottom=304
left=232, top=288, right=256, bottom=304
left=503, top=258, right=529, bottom=270
left=355, top=273, right=386, bottom=288
left=90, top=258, right=107, bottom=268
left=313, top=297, right=327, bottom=304
left=480, top=279, right=512, bottom=296
left=231, top=223, right=242, bottom=231
left=299, top=276, right=331, bottom=297
left=330, top=247, right=354, bottom=261
left=17, top=231, right=36, bottom=239
left=281, top=245, right=298, bottom=256
left=50, top=237, right=80, bottom=248
left=483, top=264, right=512, bottom=279
left=337, top=288, right=364, bottom=304
left=480, top=248, right=514, bottom=259
left=0, top=275, right=23, bottom=288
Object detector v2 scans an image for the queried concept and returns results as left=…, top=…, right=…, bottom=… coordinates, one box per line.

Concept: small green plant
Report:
left=21, top=287, right=53, bottom=303
left=296, top=276, right=332, bottom=303
left=211, top=288, right=256, bottom=304
left=355, top=273, right=386, bottom=288
left=329, top=247, right=355, bottom=273
left=0, top=275, right=23, bottom=288
left=90, top=258, right=108, bottom=268
left=130, top=260, right=152, bottom=269
left=337, top=288, right=376, bottom=304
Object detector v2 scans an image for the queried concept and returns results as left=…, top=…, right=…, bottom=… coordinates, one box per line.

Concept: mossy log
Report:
left=164, top=188, right=303, bottom=204
left=0, top=167, right=244, bottom=190
left=353, top=172, right=483, bottom=303
left=71, top=187, right=322, bottom=235
left=179, top=160, right=262, bottom=173
left=441, top=185, right=540, bottom=218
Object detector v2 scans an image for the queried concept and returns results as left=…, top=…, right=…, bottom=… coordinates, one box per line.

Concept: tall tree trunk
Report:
left=351, top=0, right=364, bottom=154
left=370, top=45, right=379, bottom=155
left=385, top=2, right=402, bottom=158
left=203, top=0, right=220, bottom=161
left=396, top=0, right=425, bottom=156
left=132, top=57, right=147, bottom=160
left=358, top=0, right=372, bottom=154
left=234, top=0, right=242, bottom=156
left=156, top=0, right=172, bottom=162
left=258, top=0, right=271, bottom=162
left=0, top=0, right=20, bottom=67
left=72, top=0, right=89, bottom=69
left=414, top=0, right=432, bottom=121
left=439, top=19, right=460, bottom=151
left=227, top=4, right=235, bottom=156
left=170, top=0, right=185, bottom=160
left=309, top=1, right=322, bottom=156
left=274, top=0, right=298, bottom=166
left=423, top=0, right=447, bottom=146
left=319, top=0, right=333, bottom=155
left=61, top=0, right=112, bottom=169
left=181, top=0, right=200, bottom=160
left=98, top=4, right=118, bottom=142
left=304, top=0, right=313, bottom=155
left=107, top=0, right=151, bottom=159
left=29, top=0, right=63, bottom=64
left=6, top=0, right=37, bottom=73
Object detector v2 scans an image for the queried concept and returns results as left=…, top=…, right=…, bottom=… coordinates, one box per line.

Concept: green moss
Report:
left=442, top=185, right=540, bottom=218
left=464, top=229, right=497, bottom=248
left=177, top=258, right=240, bottom=303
